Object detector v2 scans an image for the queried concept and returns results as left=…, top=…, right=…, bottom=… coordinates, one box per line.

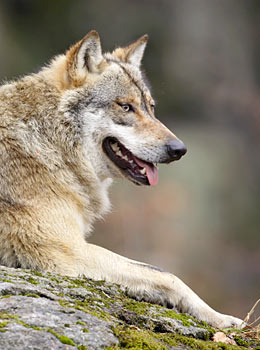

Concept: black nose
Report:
left=166, top=139, right=187, bottom=162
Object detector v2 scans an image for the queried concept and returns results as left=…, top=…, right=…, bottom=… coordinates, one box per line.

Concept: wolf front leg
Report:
left=83, top=244, right=243, bottom=329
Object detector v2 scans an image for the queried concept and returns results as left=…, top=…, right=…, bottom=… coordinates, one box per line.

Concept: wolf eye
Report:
left=150, top=103, right=155, bottom=112
left=121, top=104, right=134, bottom=112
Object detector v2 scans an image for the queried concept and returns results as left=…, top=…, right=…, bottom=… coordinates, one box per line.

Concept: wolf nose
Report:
left=166, top=139, right=187, bottom=161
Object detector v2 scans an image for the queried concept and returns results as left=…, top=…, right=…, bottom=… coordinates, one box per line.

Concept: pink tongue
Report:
left=134, top=157, right=158, bottom=186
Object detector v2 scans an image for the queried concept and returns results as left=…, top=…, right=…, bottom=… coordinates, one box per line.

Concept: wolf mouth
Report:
left=102, top=137, right=158, bottom=186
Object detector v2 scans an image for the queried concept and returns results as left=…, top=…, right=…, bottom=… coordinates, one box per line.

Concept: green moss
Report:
left=70, top=279, right=87, bottom=287
left=58, top=300, right=76, bottom=312
left=47, top=329, right=76, bottom=346
left=78, top=345, right=88, bottom=350
left=0, top=318, right=42, bottom=332
left=25, top=293, right=40, bottom=298
left=123, top=300, right=151, bottom=316
left=26, top=277, right=39, bottom=284
left=58, top=299, right=71, bottom=308
left=17, top=321, right=42, bottom=331
left=111, top=326, right=166, bottom=350
left=0, top=312, right=18, bottom=320
left=233, top=337, right=248, bottom=347
left=158, top=333, right=238, bottom=349
left=234, top=335, right=260, bottom=349
left=18, top=276, right=39, bottom=285
left=73, top=299, right=112, bottom=321
left=157, top=308, right=216, bottom=336
left=109, top=325, right=250, bottom=350
left=122, top=299, right=211, bottom=331
left=3, top=273, right=17, bottom=277
left=0, top=314, right=77, bottom=347
left=55, top=276, right=118, bottom=322
left=0, top=295, right=11, bottom=298
left=159, top=309, right=193, bottom=326
left=0, top=321, right=9, bottom=328
left=122, top=300, right=214, bottom=335
left=87, top=279, right=106, bottom=287
left=31, top=270, right=44, bottom=277
left=68, top=277, right=113, bottom=294
left=1, top=271, right=256, bottom=349
left=75, top=304, right=104, bottom=319
left=76, top=321, right=87, bottom=326
left=0, top=278, right=12, bottom=283
left=50, top=277, right=62, bottom=283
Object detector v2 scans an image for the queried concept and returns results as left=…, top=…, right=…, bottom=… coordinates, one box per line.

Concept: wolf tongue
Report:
left=134, top=157, right=158, bottom=186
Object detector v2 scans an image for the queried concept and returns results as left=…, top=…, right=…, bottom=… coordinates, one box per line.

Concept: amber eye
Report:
left=121, top=104, right=134, bottom=112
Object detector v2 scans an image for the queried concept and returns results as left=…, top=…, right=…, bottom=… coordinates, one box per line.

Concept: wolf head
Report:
left=57, top=30, right=187, bottom=186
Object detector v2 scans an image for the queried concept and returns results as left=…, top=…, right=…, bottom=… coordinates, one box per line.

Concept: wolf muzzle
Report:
left=165, top=139, right=187, bottom=163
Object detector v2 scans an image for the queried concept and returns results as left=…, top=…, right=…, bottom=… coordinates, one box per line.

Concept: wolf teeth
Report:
left=111, top=142, right=119, bottom=152
left=140, top=168, right=146, bottom=175
left=110, top=141, right=131, bottom=163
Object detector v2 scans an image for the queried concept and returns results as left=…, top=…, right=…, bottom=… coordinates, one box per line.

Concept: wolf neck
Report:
left=0, top=68, right=112, bottom=237
left=63, top=150, right=113, bottom=224
left=38, top=62, right=113, bottom=229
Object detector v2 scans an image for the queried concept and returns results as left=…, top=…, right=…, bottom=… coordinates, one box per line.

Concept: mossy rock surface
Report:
left=0, top=266, right=258, bottom=349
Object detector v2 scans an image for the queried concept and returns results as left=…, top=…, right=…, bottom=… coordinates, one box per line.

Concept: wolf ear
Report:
left=66, top=30, right=103, bottom=84
left=113, top=34, right=148, bottom=68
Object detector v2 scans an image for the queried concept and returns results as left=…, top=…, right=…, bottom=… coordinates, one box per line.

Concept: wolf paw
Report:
left=215, top=314, right=245, bottom=329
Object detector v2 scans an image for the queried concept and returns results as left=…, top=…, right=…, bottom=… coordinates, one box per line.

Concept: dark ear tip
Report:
left=84, top=30, right=100, bottom=41
left=141, top=34, right=149, bottom=42
left=89, top=30, right=99, bottom=37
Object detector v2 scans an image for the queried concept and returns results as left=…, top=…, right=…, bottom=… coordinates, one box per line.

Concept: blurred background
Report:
left=0, top=0, right=259, bottom=319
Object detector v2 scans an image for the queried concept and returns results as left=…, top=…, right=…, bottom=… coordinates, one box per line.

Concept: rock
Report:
left=0, top=265, right=258, bottom=349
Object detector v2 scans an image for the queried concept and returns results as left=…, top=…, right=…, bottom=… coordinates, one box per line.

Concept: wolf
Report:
left=0, top=30, right=243, bottom=328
